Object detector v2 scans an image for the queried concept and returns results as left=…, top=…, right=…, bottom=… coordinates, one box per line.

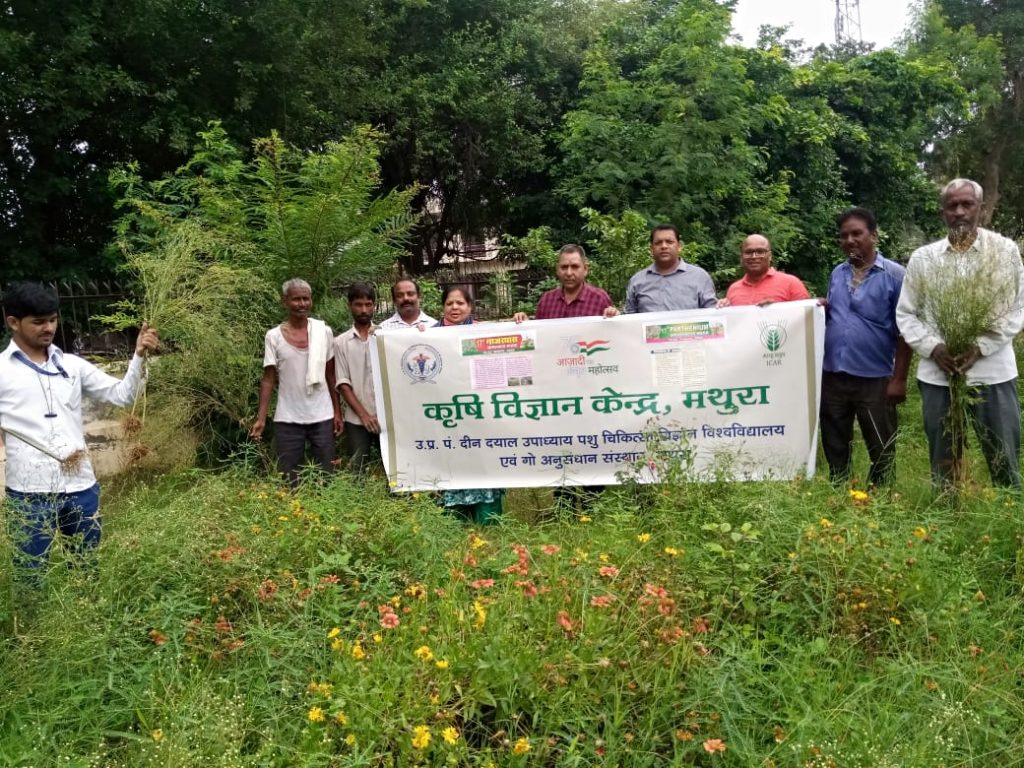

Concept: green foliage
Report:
left=4, top=418, right=1024, bottom=765
left=104, top=124, right=417, bottom=459
left=113, top=123, right=418, bottom=306
left=557, top=0, right=992, bottom=290
left=371, top=0, right=597, bottom=270
left=916, top=0, right=1024, bottom=237
left=579, top=208, right=651, bottom=305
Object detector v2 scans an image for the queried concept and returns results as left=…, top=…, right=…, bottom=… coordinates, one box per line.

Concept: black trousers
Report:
left=820, top=371, right=898, bottom=485
left=343, top=422, right=381, bottom=473
left=274, top=419, right=335, bottom=486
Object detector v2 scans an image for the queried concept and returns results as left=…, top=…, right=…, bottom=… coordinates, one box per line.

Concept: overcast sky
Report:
left=731, top=0, right=917, bottom=49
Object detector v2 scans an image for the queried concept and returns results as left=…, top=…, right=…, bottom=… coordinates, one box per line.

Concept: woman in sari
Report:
left=435, top=286, right=504, bottom=523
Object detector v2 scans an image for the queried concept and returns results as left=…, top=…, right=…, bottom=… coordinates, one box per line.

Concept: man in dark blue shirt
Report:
left=821, top=208, right=912, bottom=485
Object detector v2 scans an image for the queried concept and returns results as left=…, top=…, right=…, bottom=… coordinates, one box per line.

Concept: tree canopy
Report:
left=1, top=0, right=1018, bottom=288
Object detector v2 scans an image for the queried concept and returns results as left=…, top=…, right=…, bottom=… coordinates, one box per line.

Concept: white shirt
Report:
left=334, top=326, right=377, bottom=425
left=897, top=228, right=1024, bottom=386
left=379, top=310, right=435, bottom=329
left=263, top=324, right=336, bottom=424
left=0, top=341, right=146, bottom=493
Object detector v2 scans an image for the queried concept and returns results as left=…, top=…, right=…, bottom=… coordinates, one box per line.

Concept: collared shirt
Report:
left=380, top=310, right=436, bottom=329
left=725, top=268, right=809, bottom=306
left=823, top=253, right=905, bottom=378
left=334, top=325, right=377, bottom=426
left=897, top=229, right=1024, bottom=386
left=535, top=283, right=613, bottom=319
left=624, top=262, right=717, bottom=313
left=263, top=324, right=336, bottom=424
left=0, top=341, right=146, bottom=493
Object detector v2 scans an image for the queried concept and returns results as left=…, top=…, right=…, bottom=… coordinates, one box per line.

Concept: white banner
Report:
left=371, top=301, right=825, bottom=491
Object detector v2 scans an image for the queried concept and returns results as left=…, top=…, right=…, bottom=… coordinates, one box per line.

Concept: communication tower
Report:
left=834, top=0, right=863, bottom=44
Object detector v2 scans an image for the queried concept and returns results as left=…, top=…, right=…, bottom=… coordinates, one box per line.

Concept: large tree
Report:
left=913, top=0, right=1021, bottom=235
left=556, top=0, right=988, bottom=289
left=0, top=0, right=383, bottom=283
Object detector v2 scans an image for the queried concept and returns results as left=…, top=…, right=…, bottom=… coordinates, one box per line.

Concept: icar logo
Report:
left=758, top=322, right=787, bottom=352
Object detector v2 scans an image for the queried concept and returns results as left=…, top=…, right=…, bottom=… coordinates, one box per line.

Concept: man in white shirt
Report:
left=334, top=282, right=381, bottom=472
left=379, top=279, right=435, bottom=329
left=250, top=278, right=342, bottom=485
left=1, top=281, right=158, bottom=568
left=896, top=178, right=1024, bottom=487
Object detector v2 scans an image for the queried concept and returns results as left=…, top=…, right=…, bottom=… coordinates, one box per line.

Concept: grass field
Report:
left=2, top=386, right=1023, bottom=767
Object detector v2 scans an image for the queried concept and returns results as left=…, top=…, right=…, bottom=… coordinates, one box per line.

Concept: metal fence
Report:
left=1, top=280, right=132, bottom=355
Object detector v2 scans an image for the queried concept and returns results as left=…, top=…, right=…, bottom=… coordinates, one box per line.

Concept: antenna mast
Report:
left=835, top=0, right=863, bottom=45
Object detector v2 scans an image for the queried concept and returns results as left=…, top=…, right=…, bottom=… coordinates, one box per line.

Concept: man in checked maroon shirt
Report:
left=513, top=244, right=616, bottom=514
left=514, top=244, right=620, bottom=322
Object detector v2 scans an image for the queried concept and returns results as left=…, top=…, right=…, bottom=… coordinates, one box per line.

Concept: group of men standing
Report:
left=250, top=277, right=438, bottom=482
left=518, top=179, right=1023, bottom=489
left=2, top=176, right=1021, bottom=572
left=254, top=176, right=1023, bottom=490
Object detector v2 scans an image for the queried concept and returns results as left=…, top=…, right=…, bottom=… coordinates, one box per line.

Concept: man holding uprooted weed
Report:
left=1, top=281, right=158, bottom=569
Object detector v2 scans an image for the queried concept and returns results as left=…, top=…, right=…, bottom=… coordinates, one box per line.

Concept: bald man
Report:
left=721, top=234, right=809, bottom=306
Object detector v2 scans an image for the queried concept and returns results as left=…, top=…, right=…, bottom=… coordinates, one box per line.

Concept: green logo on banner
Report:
left=758, top=321, right=787, bottom=352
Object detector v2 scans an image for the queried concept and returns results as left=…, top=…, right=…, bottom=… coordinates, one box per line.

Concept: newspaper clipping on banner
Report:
left=371, top=300, right=825, bottom=491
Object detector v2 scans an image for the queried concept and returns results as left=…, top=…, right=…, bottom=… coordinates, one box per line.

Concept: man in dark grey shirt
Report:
left=624, top=224, right=717, bottom=313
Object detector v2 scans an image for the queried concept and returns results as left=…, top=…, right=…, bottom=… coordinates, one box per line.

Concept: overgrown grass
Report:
left=2, top=387, right=1024, bottom=766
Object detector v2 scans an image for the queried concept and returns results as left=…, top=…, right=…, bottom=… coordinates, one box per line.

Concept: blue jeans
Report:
left=4, top=483, right=101, bottom=567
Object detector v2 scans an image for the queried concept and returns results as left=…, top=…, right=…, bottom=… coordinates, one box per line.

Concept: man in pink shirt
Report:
left=722, top=234, right=809, bottom=306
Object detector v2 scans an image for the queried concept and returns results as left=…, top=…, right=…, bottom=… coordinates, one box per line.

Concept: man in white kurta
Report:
left=896, top=179, right=1024, bottom=487
left=1, top=281, right=158, bottom=567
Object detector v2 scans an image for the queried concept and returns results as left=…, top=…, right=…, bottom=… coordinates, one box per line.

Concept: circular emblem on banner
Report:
left=401, top=344, right=443, bottom=383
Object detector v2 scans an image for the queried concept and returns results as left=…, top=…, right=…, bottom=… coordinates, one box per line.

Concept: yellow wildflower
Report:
left=345, top=734, right=357, bottom=747
left=598, top=552, right=610, bottom=562
left=404, top=583, right=427, bottom=600
left=889, top=616, right=901, bottom=625
left=307, top=681, right=333, bottom=696
left=473, top=600, right=487, bottom=630
left=151, top=729, right=164, bottom=742
left=331, top=637, right=344, bottom=652
left=512, top=737, right=531, bottom=755
left=372, top=633, right=383, bottom=644
left=469, top=533, right=489, bottom=550
left=411, top=724, right=432, bottom=749
left=579, top=515, right=592, bottom=523
left=637, top=533, right=652, bottom=543
left=787, top=552, right=797, bottom=560
left=333, top=710, right=349, bottom=726
left=912, top=527, right=928, bottom=539
left=308, top=707, right=325, bottom=722
left=327, top=627, right=341, bottom=639
left=849, top=489, right=869, bottom=502
left=414, top=645, right=434, bottom=662
left=664, top=547, right=680, bottom=557
left=389, top=595, right=402, bottom=608
left=441, top=726, right=460, bottom=745
left=435, top=659, right=450, bottom=670
left=351, top=642, right=366, bottom=660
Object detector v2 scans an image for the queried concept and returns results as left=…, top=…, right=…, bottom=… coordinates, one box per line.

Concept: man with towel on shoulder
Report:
left=250, top=278, right=342, bottom=485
